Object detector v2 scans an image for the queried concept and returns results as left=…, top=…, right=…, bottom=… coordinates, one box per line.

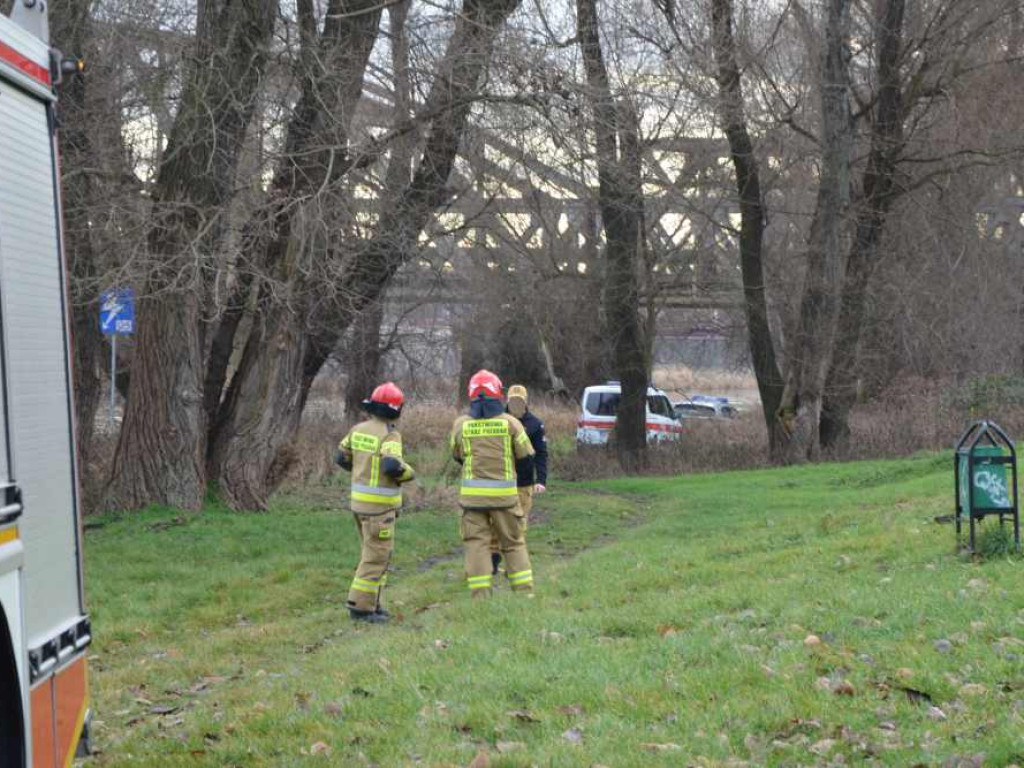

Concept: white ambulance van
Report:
left=0, top=2, right=91, bottom=765
left=576, top=381, right=685, bottom=446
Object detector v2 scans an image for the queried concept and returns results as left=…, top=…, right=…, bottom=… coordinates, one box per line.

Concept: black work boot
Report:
left=374, top=607, right=391, bottom=619
left=350, top=608, right=389, bottom=624
left=491, top=552, right=502, bottom=575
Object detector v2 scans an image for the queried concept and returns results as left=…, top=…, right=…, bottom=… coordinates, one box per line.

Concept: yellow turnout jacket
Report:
left=338, top=417, right=414, bottom=515
left=450, top=412, right=534, bottom=509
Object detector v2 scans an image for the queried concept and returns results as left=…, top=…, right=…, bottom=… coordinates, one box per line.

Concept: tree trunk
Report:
left=577, top=0, right=648, bottom=472
left=343, top=298, right=386, bottom=418
left=775, top=0, right=852, bottom=464
left=204, top=0, right=384, bottom=451
left=341, top=0, right=413, bottom=420
left=50, top=0, right=105, bottom=476
left=819, top=0, right=906, bottom=450
left=103, top=0, right=278, bottom=512
left=213, top=0, right=524, bottom=510
left=710, top=0, right=786, bottom=457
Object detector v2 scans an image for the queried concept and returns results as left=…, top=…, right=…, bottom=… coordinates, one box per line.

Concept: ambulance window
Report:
left=647, top=395, right=674, bottom=418
left=585, top=392, right=620, bottom=416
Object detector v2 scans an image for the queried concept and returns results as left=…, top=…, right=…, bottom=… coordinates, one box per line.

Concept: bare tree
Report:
left=775, top=0, right=852, bottom=463
left=576, top=0, right=649, bottom=471
left=50, top=0, right=104, bottom=470
left=103, top=0, right=278, bottom=512
left=710, top=0, right=785, bottom=453
left=212, top=0, right=525, bottom=510
left=204, top=0, right=386, bottom=491
left=819, top=0, right=905, bottom=448
left=342, top=0, right=415, bottom=416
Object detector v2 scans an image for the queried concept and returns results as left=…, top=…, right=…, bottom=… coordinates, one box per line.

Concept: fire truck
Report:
left=0, top=1, right=91, bottom=765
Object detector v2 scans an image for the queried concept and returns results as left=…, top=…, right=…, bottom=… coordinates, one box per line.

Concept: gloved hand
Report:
left=335, top=451, right=353, bottom=471
left=534, top=484, right=546, bottom=494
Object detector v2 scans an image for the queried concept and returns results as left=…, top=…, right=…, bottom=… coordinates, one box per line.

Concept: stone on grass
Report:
left=562, top=728, right=583, bottom=745
left=810, top=738, right=836, bottom=756
left=934, top=639, right=953, bottom=654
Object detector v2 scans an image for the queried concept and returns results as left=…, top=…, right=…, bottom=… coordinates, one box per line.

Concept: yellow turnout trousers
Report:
left=490, top=486, right=534, bottom=552
left=464, top=503, right=532, bottom=595
left=347, top=513, right=396, bottom=612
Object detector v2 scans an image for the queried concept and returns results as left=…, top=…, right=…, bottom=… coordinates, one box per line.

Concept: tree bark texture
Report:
left=776, top=0, right=852, bottom=464
left=50, top=0, right=104, bottom=477
left=710, top=0, right=786, bottom=456
left=577, top=0, right=649, bottom=472
left=103, top=0, right=278, bottom=512
left=213, top=0, right=524, bottom=510
left=341, top=0, right=413, bottom=419
left=343, top=298, right=386, bottom=419
left=204, top=0, right=384, bottom=450
left=819, top=0, right=906, bottom=449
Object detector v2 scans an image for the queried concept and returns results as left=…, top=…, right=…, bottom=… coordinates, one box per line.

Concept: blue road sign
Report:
left=100, top=288, right=136, bottom=335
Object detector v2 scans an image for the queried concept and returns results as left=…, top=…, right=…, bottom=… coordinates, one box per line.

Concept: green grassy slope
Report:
left=82, top=454, right=1024, bottom=766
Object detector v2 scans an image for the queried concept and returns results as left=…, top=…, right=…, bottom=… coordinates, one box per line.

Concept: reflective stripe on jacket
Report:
left=450, top=413, right=534, bottom=509
left=338, top=418, right=414, bottom=514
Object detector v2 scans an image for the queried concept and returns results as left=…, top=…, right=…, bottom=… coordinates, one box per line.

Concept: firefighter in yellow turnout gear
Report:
left=336, top=382, right=415, bottom=624
left=450, top=370, right=535, bottom=596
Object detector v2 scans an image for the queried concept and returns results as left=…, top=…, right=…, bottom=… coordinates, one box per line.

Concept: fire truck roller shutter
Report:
left=0, top=79, right=83, bottom=646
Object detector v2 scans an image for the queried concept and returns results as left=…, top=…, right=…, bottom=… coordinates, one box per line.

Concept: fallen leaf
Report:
left=833, top=680, right=856, bottom=697
left=562, top=728, right=583, bottom=745
left=804, top=634, right=822, bottom=647
left=658, top=625, right=681, bottom=637
left=324, top=701, right=344, bottom=717
left=148, top=705, right=181, bottom=716
left=495, top=741, right=525, bottom=754
left=928, top=706, right=948, bottom=721
left=434, top=639, right=450, bottom=650
left=506, top=709, right=539, bottom=723
left=558, top=704, right=584, bottom=717
left=896, top=668, right=914, bottom=680
left=641, top=742, right=682, bottom=753
left=467, top=752, right=490, bottom=768
left=415, top=602, right=446, bottom=614
left=310, top=741, right=331, bottom=757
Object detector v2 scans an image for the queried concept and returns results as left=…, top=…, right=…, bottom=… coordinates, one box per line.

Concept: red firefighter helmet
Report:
left=370, top=382, right=404, bottom=408
left=363, top=381, right=404, bottom=419
left=468, top=370, right=503, bottom=400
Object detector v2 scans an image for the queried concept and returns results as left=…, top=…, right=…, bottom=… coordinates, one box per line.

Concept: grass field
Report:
left=81, top=453, right=1024, bottom=766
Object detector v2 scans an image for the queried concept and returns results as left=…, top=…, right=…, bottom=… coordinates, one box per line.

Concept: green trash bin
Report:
left=954, top=421, right=1020, bottom=553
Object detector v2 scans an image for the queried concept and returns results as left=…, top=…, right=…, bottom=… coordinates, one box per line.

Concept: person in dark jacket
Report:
left=491, top=384, right=548, bottom=574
